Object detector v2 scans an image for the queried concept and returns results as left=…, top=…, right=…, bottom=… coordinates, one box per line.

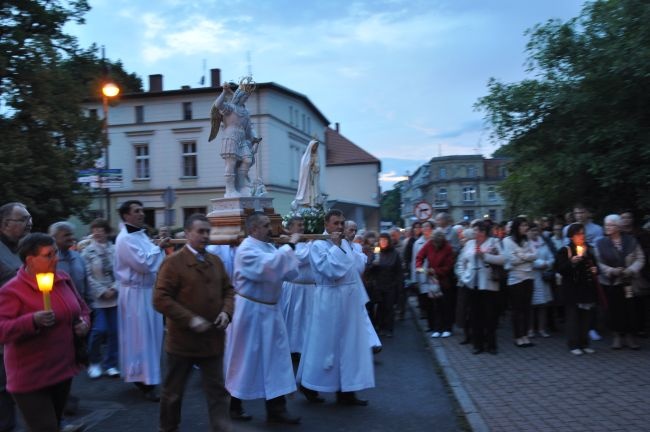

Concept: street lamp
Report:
left=101, top=81, right=120, bottom=223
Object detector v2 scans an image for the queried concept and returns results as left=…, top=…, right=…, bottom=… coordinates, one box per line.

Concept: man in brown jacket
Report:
left=154, top=213, right=235, bottom=432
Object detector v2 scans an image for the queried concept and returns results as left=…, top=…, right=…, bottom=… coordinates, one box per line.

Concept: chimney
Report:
left=149, top=74, right=163, bottom=92
left=211, top=68, right=221, bottom=88
left=181, top=85, right=190, bottom=90
left=335, top=122, right=340, bottom=133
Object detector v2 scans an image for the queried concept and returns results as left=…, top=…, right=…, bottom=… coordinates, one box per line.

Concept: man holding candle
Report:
left=0, top=202, right=32, bottom=432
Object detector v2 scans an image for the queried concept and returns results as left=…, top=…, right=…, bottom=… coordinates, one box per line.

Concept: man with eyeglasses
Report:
left=0, top=202, right=32, bottom=432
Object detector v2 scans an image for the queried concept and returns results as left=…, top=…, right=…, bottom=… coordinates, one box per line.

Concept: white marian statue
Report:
left=291, top=139, right=322, bottom=209
left=208, top=76, right=262, bottom=198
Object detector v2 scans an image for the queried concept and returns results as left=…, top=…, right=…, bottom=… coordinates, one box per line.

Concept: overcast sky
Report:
left=67, top=0, right=586, bottom=190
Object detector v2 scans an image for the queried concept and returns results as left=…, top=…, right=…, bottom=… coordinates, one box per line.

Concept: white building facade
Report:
left=81, top=70, right=380, bottom=231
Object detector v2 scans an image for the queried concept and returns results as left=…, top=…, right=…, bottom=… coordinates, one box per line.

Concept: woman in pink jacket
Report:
left=0, top=233, right=90, bottom=431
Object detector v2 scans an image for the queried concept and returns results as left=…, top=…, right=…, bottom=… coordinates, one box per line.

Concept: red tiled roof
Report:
left=325, top=127, right=380, bottom=167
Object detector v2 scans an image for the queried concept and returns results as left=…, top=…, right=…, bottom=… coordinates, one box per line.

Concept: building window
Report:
left=135, top=144, right=150, bottom=179
left=181, top=141, right=197, bottom=177
left=487, top=186, right=497, bottom=201
left=436, top=188, right=447, bottom=202
left=135, top=105, right=144, bottom=124
left=467, top=166, right=477, bottom=177
left=489, top=209, right=497, bottom=220
left=500, top=166, right=508, bottom=177
left=439, top=167, right=447, bottom=179
left=289, top=106, right=293, bottom=125
left=88, top=108, right=98, bottom=118
left=462, top=186, right=476, bottom=202
left=307, top=117, right=311, bottom=134
left=463, top=210, right=476, bottom=221
left=182, top=102, right=192, bottom=120
left=302, top=114, right=306, bottom=131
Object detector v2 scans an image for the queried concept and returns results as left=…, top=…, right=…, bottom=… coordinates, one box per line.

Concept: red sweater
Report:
left=0, top=267, right=90, bottom=393
left=415, top=240, right=454, bottom=290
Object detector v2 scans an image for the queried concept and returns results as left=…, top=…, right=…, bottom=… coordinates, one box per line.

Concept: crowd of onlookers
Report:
left=358, top=205, right=650, bottom=356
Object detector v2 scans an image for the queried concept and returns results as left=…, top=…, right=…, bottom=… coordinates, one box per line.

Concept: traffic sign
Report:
left=414, top=201, right=433, bottom=221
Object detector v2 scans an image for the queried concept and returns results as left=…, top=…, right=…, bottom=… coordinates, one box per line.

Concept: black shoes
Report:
left=472, top=348, right=484, bottom=355
left=336, top=392, right=369, bottom=406
left=299, top=385, right=325, bottom=403
left=230, top=409, right=253, bottom=421
left=133, top=383, right=160, bottom=402
left=266, top=411, right=301, bottom=425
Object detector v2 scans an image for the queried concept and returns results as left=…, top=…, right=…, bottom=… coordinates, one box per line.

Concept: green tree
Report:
left=381, top=186, right=403, bottom=227
left=0, top=1, right=142, bottom=231
left=477, top=0, right=650, bottom=220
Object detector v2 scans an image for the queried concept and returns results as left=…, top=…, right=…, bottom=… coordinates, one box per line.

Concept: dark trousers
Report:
left=159, top=352, right=230, bottom=432
left=425, top=287, right=455, bottom=333
left=468, top=289, right=499, bottom=350
left=265, top=395, right=288, bottom=415
left=0, top=353, right=15, bottom=432
left=509, top=280, right=533, bottom=339
left=11, top=378, right=71, bottom=432
left=455, top=286, right=471, bottom=340
left=565, top=305, right=593, bottom=350
left=88, top=306, right=119, bottom=368
left=603, top=285, right=636, bottom=335
left=375, top=287, right=397, bottom=332
left=633, top=295, right=650, bottom=334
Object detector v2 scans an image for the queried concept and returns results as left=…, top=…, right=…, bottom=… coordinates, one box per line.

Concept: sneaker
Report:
left=539, top=330, right=551, bottom=338
left=87, top=364, right=102, bottom=379
left=527, top=330, right=536, bottom=338
left=582, top=347, right=595, bottom=354
left=431, top=332, right=441, bottom=338
left=570, top=349, right=583, bottom=356
left=104, top=367, right=120, bottom=377
left=441, top=331, right=452, bottom=338
left=589, top=330, right=602, bottom=341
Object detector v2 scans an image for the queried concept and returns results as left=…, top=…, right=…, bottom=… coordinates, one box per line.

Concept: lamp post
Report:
left=101, top=82, right=120, bottom=223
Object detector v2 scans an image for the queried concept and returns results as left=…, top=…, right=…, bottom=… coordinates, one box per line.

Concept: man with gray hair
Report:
left=435, top=212, right=461, bottom=254
left=0, top=202, right=32, bottom=432
left=49, top=222, right=87, bottom=301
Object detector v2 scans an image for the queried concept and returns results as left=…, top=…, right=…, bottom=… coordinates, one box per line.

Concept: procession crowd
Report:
left=370, top=205, right=650, bottom=358
left=1, top=199, right=649, bottom=432
left=0, top=201, right=379, bottom=432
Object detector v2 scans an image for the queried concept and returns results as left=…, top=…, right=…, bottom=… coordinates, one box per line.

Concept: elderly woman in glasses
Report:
left=0, top=233, right=90, bottom=431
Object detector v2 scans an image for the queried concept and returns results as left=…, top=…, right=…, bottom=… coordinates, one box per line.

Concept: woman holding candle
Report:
left=0, top=233, right=90, bottom=431
left=555, top=223, right=599, bottom=355
left=595, top=214, right=645, bottom=350
left=367, top=233, right=404, bottom=337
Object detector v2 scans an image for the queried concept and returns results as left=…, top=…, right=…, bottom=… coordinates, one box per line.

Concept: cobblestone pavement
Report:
left=411, top=299, right=650, bottom=432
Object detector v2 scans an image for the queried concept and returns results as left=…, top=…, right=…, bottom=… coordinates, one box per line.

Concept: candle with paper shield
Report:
left=36, top=272, right=54, bottom=311
left=576, top=245, right=584, bottom=256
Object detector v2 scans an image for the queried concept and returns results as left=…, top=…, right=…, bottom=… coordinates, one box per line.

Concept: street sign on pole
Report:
left=414, top=201, right=433, bottom=221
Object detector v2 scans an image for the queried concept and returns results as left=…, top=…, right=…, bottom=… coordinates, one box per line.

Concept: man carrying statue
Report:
left=209, top=76, right=262, bottom=198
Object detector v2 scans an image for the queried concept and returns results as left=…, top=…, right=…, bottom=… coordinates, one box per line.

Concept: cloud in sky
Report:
left=68, top=0, right=584, bottom=189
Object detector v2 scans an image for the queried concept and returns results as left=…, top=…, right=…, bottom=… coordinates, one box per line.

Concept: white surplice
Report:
left=224, top=237, right=299, bottom=400
left=280, top=242, right=316, bottom=354
left=114, top=226, right=165, bottom=385
left=297, top=238, right=375, bottom=392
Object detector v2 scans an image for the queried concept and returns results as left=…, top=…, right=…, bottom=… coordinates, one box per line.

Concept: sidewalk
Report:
left=411, top=299, right=650, bottom=432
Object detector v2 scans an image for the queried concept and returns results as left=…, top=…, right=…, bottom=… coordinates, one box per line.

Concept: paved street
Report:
left=413, top=299, right=650, bottom=432
left=16, top=309, right=462, bottom=431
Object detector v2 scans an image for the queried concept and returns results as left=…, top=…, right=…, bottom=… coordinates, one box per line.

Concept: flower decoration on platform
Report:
left=283, top=205, right=325, bottom=234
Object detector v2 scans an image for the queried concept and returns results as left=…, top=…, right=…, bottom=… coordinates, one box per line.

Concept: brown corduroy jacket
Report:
left=153, top=246, right=235, bottom=357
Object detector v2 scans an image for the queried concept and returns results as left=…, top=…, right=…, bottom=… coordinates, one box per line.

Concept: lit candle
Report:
left=576, top=245, right=584, bottom=256
left=36, top=272, right=54, bottom=311
left=373, top=246, right=380, bottom=261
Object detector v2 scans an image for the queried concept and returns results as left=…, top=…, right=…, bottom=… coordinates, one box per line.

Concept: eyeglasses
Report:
left=6, top=217, right=32, bottom=224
